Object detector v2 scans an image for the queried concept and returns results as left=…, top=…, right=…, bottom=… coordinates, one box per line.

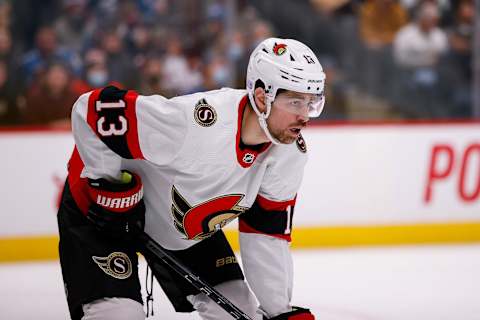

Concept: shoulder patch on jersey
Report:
left=296, top=134, right=307, bottom=153
left=194, top=98, right=217, bottom=127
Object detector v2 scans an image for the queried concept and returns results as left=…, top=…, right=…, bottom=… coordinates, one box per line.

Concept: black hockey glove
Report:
left=86, top=171, right=145, bottom=239
left=265, top=306, right=315, bottom=320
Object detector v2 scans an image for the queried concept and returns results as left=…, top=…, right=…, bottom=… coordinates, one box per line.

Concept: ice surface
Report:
left=1, top=244, right=479, bottom=320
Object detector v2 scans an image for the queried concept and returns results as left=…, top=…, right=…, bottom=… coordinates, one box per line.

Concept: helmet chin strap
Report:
left=258, top=114, right=280, bottom=145
left=258, top=98, right=281, bottom=145
left=248, top=93, right=280, bottom=145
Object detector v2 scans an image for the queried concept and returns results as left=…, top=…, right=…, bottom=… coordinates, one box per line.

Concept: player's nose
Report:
left=297, top=112, right=309, bottom=122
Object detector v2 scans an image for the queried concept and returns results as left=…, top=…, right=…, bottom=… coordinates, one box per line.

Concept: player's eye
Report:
left=289, top=99, right=303, bottom=106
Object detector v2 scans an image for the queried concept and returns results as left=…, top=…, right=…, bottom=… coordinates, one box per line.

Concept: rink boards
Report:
left=1, top=122, right=479, bottom=262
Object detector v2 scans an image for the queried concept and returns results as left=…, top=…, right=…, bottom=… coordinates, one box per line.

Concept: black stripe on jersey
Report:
left=172, top=211, right=185, bottom=234
left=171, top=186, right=193, bottom=236
left=239, top=200, right=293, bottom=235
left=172, top=205, right=184, bottom=225
left=96, top=86, right=133, bottom=159
left=171, top=186, right=192, bottom=214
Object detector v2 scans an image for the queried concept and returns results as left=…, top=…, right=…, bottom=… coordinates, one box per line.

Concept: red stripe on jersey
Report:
left=86, top=89, right=102, bottom=136
left=124, top=90, right=145, bottom=159
left=256, top=194, right=296, bottom=211
left=239, top=219, right=292, bottom=242
left=67, top=147, right=90, bottom=214
left=235, top=95, right=271, bottom=168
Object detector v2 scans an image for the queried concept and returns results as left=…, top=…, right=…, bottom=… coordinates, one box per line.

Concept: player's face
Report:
left=267, top=91, right=312, bottom=144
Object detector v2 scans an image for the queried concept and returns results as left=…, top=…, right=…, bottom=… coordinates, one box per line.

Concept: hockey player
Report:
left=57, top=37, right=326, bottom=320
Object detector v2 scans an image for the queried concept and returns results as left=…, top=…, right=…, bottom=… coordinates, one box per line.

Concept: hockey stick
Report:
left=136, top=230, right=253, bottom=320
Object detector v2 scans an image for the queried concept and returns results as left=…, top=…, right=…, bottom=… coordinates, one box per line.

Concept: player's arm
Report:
left=239, top=195, right=313, bottom=319
left=239, top=145, right=314, bottom=319
left=71, top=85, right=187, bottom=180
left=70, top=86, right=186, bottom=235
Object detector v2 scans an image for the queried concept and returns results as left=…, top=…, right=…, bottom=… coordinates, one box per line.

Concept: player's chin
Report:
left=277, top=131, right=298, bottom=144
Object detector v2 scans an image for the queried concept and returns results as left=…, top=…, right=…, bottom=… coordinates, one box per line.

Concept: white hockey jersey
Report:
left=67, top=86, right=308, bottom=315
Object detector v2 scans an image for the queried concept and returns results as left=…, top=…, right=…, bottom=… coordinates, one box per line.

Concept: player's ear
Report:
left=254, top=87, right=266, bottom=113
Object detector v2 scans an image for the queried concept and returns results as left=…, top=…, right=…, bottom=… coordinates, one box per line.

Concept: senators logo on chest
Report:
left=171, top=186, right=248, bottom=240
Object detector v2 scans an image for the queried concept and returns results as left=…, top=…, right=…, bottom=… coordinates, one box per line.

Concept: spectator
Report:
left=0, top=0, right=11, bottom=30
left=393, top=2, right=449, bottom=117
left=21, top=25, right=81, bottom=85
left=393, top=2, right=448, bottom=68
left=250, top=20, right=274, bottom=49
left=399, top=0, right=452, bottom=25
left=0, top=27, right=11, bottom=59
left=54, top=0, right=97, bottom=53
left=138, top=55, right=164, bottom=95
left=184, top=53, right=205, bottom=93
left=0, top=60, right=20, bottom=124
left=98, top=28, right=139, bottom=88
left=359, top=0, right=408, bottom=50
left=204, top=54, right=230, bottom=90
left=136, top=0, right=171, bottom=25
left=439, top=0, right=474, bottom=117
left=126, top=24, right=155, bottom=69
left=72, top=47, right=122, bottom=96
left=0, top=27, right=22, bottom=125
left=227, top=30, right=248, bottom=87
left=0, top=28, right=21, bottom=75
left=358, top=0, right=408, bottom=97
left=10, top=0, right=61, bottom=53
left=23, top=62, right=77, bottom=127
left=161, top=36, right=192, bottom=95
left=447, top=0, right=473, bottom=78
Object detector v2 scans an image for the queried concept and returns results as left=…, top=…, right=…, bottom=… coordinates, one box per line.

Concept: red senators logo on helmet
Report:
left=171, top=186, right=248, bottom=240
left=273, top=43, right=287, bottom=56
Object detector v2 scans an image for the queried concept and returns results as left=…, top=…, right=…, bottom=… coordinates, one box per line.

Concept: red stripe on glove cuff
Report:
left=88, top=182, right=144, bottom=213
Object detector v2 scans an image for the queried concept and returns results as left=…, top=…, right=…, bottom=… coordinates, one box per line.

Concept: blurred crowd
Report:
left=0, top=0, right=475, bottom=127
left=0, top=0, right=275, bottom=127
left=256, top=0, right=475, bottom=119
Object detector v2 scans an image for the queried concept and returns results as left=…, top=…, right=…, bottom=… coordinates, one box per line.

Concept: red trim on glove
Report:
left=88, top=174, right=144, bottom=213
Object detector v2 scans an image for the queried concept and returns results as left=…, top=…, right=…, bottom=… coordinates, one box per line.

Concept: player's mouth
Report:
left=288, top=127, right=303, bottom=136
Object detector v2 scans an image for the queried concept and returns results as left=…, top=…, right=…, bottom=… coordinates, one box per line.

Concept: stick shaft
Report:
left=137, top=231, right=253, bottom=320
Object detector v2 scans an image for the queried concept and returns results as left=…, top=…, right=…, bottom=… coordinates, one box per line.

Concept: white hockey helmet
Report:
left=246, top=38, right=326, bottom=143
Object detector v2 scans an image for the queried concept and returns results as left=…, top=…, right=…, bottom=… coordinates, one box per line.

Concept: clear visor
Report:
left=272, top=92, right=325, bottom=117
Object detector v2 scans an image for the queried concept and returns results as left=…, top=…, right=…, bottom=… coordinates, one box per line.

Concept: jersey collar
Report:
left=236, top=95, right=271, bottom=168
